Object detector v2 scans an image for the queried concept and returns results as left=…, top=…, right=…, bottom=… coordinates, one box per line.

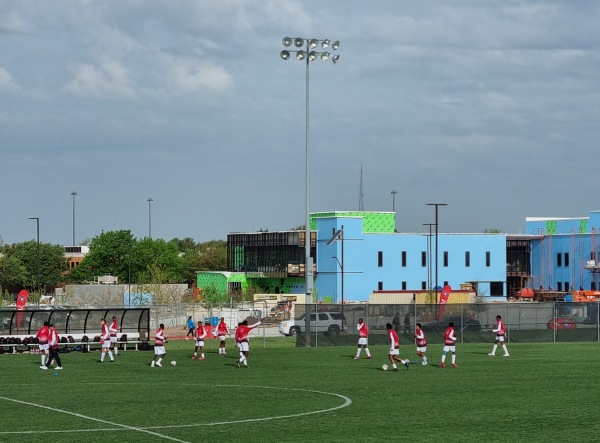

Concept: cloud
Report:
left=166, top=57, right=233, bottom=93
left=0, top=67, right=22, bottom=93
left=63, top=58, right=137, bottom=100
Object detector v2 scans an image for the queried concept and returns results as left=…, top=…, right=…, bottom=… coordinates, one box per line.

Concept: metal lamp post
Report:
left=423, top=223, right=435, bottom=291
left=71, top=191, right=77, bottom=246
left=147, top=198, right=153, bottom=238
left=391, top=190, right=397, bottom=212
left=281, top=36, right=340, bottom=346
left=28, top=217, right=41, bottom=295
left=426, top=203, right=447, bottom=306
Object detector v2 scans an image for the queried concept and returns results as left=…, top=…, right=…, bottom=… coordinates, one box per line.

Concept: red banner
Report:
left=438, top=285, right=452, bottom=320
left=16, top=290, right=29, bottom=330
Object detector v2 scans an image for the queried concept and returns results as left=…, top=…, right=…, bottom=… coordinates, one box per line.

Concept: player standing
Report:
left=151, top=323, right=166, bottom=368
left=109, top=316, right=120, bottom=357
left=215, top=317, right=230, bottom=355
left=414, top=322, right=428, bottom=366
left=45, top=324, right=63, bottom=370
left=489, top=315, right=509, bottom=357
left=386, top=323, right=409, bottom=372
left=36, top=321, right=50, bottom=370
left=441, top=321, right=457, bottom=368
left=354, top=317, right=371, bottom=359
left=193, top=320, right=206, bottom=360
left=98, top=318, right=115, bottom=363
left=235, top=319, right=261, bottom=368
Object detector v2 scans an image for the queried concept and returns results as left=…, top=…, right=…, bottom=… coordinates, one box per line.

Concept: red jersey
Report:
left=49, top=329, right=60, bottom=350
left=444, top=327, right=456, bottom=346
left=154, top=327, right=165, bottom=346
left=415, top=328, right=427, bottom=347
left=493, top=320, right=505, bottom=336
left=216, top=321, right=229, bottom=336
left=195, top=325, right=207, bottom=340
left=236, top=322, right=260, bottom=342
left=100, top=323, right=110, bottom=341
left=109, top=320, right=119, bottom=337
left=36, top=326, right=49, bottom=344
left=357, top=322, right=368, bottom=338
left=388, top=329, right=400, bottom=349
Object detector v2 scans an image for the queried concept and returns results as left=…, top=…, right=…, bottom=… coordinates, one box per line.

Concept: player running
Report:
left=214, top=317, right=231, bottom=355
left=414, top=322, right=428, bottom=366
left=354, top=317, right=371, bottom=359
left=45, top=323, right=63, bottom=370
left=489, top=315, right=509, bottom=357
left=151, top=324, right=167, bottom=368
left=441, top=321, right=457, bottom=368
left=109, top=315, right=120, bottom=357
left=386, top=323, right=409, bottom=372
left=192, top=320, right=207, bottom=360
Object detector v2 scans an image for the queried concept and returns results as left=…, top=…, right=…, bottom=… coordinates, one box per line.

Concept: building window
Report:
left=565, top=282, right=570, bottom=292
left=402, top=281, right=407, bottom=290
left=557, top=253, right=562, bottom=267
left=557, top=282, right=563, bottom=291
left=565, top=253, right=569, bottom=267
left=378, top=251, right=383, bottom=267
left=378, top=281, right=383, bottom=290
left=444, top=281, right=448, bottom=287
left=486, top=251, right=491, bottom=267
left=402, top=251, right=407, bottom=267
left=592, top=282, right=597, bottom=291
left=421, top=281, right=426, bottom=290
left=465, top=251, right=470, bottom=267
left=490, top=281, right=503, bottom=296
left=443, top=251, right=448, bottom=267
left=421, top=251, right=426, bottom=267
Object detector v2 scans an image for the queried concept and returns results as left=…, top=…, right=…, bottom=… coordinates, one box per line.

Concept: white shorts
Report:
left=195, top=340, right=204, bottom=347
left=154, top=345, right=165, bottom=355
left=358, top=337, right=368, bottom=346
left=495, top=335, right=505, bottom=342
left=39, top=343, right=49, bottom=351
left=443, top=345, right=456, bottom=353
left=239, top=341, right=249, bottom=352
left=389, top=348, right=399, bottom=356
left=101, top=341, right=111, bottom=349
left=417, top=346, right=427, bottom=353
left=219, top=335, right=226, bottom=342
left=110, top=336, right=118, bottom=344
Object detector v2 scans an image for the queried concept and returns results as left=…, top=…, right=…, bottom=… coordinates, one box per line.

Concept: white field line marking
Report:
left=0, top=384, right=352, bottom=436
left=0, top=396, right=190, bottom=443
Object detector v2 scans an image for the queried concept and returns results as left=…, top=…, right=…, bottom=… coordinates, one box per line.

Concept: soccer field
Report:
left=1, top=339, right=598, bottom=443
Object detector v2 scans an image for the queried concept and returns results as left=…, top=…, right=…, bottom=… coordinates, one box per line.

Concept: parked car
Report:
left=422, top=316, right=482, bottom=332
left=279, top=312, right=345, bottom=336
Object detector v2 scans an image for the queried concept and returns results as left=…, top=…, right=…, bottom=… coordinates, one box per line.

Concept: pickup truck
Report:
left=279, top=312, right=345, bottom=336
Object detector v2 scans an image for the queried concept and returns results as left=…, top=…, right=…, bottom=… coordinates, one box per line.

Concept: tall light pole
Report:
left=71, top=191, right=77, bottom=246
left=426, top=203, right=447, bottom=307
left=28, top=217, right=41, bottom=295
left=328, top=225, right=345, bottom=331
left=391, top=190, right=397, bottom=212
left=147, top=198, right=153, bottom=238
left=281, top=36, right=340, bottom=346
left=423, top=223, right=435, bottom=291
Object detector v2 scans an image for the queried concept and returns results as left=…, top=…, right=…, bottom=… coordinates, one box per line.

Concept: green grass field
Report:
left=1, top=339, right=599, bottom=443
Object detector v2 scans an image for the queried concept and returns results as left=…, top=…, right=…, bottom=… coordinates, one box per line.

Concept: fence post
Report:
left=553, top=301, right=556, bottom=343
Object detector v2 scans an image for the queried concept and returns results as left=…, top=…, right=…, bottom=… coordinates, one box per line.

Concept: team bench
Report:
left=0, top=332, right=143, bottom=354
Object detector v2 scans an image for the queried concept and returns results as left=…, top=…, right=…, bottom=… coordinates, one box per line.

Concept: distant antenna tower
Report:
left=358, top=164, right=365, bottom=211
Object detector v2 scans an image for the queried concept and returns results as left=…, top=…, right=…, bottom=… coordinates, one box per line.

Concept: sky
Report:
left=1, top=0, right=599, bottom=246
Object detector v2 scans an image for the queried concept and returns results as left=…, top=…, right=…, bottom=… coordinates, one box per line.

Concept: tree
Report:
left=483, top=228, right=502, bottom=233
left=0, top=255, right=28, bottom=293
left=2, top=241, right=67, bottom=292
left=181, top=240, right=227, bottom=284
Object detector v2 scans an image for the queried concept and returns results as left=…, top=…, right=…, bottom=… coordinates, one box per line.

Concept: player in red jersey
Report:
left=151, top=323, right=166, bottom=368
left=36, top=321, right=50, bottom=370
left=354, top=317, right=371, bottom=359
left=414, top=322, right=428, bottom=366
left=214, top=317, right=231, bottom=355
left=489, top=315, right=509, bottom=357
left=441, top=321, right=457, bottom=368
left=235, top=319, right=261, bottom=368
left=108, top=316, right=120, bottom=357
left=45, top=324, right=63, bottom=370
left=99, top=318, right=115, bottom=363
left=386, top=323, right=409, bottom=372
left=193, top=320, right=207, bottom=360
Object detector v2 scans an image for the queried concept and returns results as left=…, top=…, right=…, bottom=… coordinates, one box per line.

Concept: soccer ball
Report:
left=381, top=364, right=389, bottom=371
left=170, top=361, right=177, bottom=366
